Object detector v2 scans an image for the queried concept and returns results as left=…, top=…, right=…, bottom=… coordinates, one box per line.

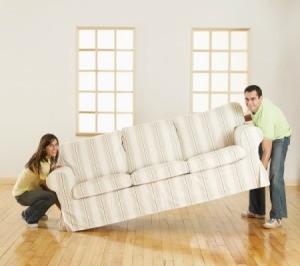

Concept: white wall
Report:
left=0, top=0, right=299, bottom=184
left=279, top=0, right=300, bottom=184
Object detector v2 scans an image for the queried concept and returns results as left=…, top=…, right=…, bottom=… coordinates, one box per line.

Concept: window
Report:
left=191, top=29, right=249, bottom=113
left=77, top=27, right=135, bottom=135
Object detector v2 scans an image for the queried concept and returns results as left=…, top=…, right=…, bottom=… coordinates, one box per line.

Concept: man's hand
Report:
left=244, top=114, right=252, bottom=122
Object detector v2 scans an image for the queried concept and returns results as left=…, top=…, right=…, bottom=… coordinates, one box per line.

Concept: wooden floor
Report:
left=0, top=183, right=300, bottom=266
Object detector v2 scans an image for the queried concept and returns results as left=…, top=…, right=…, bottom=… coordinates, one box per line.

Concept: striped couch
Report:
left=47, top=103, right=269, bottom=231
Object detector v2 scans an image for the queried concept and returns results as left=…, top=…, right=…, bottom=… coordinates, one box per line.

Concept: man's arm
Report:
left=261, top=139, right=273, bottom=169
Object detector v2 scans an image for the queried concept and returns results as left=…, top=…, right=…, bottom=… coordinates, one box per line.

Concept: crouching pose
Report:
left=12, top=134, right=61, bottom=228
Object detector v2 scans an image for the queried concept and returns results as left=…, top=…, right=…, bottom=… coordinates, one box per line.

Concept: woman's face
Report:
left=45, top=139, right=59, bottom=158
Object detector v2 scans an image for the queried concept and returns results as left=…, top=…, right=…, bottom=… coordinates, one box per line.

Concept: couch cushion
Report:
left=188, top=145, right=246, bottom=173
left=131, top=161, right=189, bottom=185
left=172, top=103, right=245, bottom=160
left=72, top=173, right=132, bottom=199
left=122, top=120, right=184, bottom=173
left=59, top=131, right=128, bottom=183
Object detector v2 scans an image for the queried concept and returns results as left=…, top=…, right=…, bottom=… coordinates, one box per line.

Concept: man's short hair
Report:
left=244, top=85, right=262, bottom=98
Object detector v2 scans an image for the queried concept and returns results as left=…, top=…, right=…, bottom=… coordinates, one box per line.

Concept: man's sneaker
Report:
left=241, top=211, right=265, bottom=219
left=263, top=218, right=282, bottom=229
left=21, top=212, right=38, bottom=228
left=40, top=214, right=48, bottom=221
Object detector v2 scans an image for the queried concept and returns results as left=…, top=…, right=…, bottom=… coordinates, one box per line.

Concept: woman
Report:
left=12, top=134, right=61, bottom=228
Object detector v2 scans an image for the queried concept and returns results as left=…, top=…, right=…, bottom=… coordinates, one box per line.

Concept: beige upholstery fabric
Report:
left=131, top=161, right=189, bottom=185
left=47, top=103, right=269, bottom=232
left=72, top=173, right=132, bottom=199
left=234, top=123, right=263, bottom=154
left=172, top=102, right=245, bottom=160
left=187, top=145, right=246, bottom=173
left=122, top=120, right=183, bottom=173
left=59, top=131, right=128, bottom=183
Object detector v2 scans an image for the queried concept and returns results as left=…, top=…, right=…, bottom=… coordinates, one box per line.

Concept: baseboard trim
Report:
left=0, top=178, right=17, bottom=185
left=286, top=179, right=300, bottom=186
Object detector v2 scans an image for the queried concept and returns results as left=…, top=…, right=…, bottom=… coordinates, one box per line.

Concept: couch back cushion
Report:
left=122, top=120, right=184, bottom=173
left=173, top=103, right=245, bottom=160
left=59, top=131, right=128, bottom=183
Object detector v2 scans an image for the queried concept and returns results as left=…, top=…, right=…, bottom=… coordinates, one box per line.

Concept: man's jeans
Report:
left=16, top=190, right=58, bottom=223
left=249, top=136, right=290, bottom=219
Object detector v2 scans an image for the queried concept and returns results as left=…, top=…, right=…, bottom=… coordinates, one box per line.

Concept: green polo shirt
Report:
left=251, top=98, right=291, bottom=140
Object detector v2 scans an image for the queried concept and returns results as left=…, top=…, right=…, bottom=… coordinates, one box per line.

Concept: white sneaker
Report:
left=21, top=212, right=39, bottom=228
left=241, top=211, right=265, bottom=219
left=263, top=218, right=282, bottom=229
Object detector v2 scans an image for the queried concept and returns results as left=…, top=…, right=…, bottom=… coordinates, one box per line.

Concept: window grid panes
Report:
left=77, top=27, right=135, bottom=135
left=191, top=29, right=249, bottom=113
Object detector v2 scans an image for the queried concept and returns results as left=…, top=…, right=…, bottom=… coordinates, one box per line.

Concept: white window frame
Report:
left=76, top=27, right=135, bottom=136
left=191, top=28, right=249, bottom=113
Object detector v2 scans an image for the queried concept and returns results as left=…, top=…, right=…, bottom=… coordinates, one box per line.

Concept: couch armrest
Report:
left=234, top=124, right=263, bottom=154
left=46, top=166, right=76, bottom=197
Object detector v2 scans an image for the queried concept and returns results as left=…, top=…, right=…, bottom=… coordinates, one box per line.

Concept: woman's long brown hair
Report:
left=25, top=134, right=59, bottom=174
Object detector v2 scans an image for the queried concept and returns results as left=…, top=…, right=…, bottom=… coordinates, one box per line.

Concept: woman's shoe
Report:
left=241, top=211, right=265, bottom=219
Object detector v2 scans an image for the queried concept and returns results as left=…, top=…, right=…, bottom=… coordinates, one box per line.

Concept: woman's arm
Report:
left=40, top=179, right=50, bottom=190
left=51, top=165, right=62, bottom=172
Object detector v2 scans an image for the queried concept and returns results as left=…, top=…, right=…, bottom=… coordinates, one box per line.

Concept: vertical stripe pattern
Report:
left=122, top=120, right=184, bottom=173
left=173, top=102, right=245, bottom=160
left=46, top=103, right=269, bottom=232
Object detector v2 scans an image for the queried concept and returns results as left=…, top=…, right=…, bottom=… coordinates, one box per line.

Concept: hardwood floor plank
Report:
left=0, top=185, right=299, bottom=265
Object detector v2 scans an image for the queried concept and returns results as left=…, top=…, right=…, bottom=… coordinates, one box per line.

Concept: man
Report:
left=242, top=85, right=291, bottom=229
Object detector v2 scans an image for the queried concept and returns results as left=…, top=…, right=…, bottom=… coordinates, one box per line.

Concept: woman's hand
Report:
left=51, top=165, right=62, bottom=172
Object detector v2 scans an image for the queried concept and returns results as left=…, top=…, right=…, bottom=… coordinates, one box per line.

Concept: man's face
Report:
left=244, top=90, right=262, bottom=114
